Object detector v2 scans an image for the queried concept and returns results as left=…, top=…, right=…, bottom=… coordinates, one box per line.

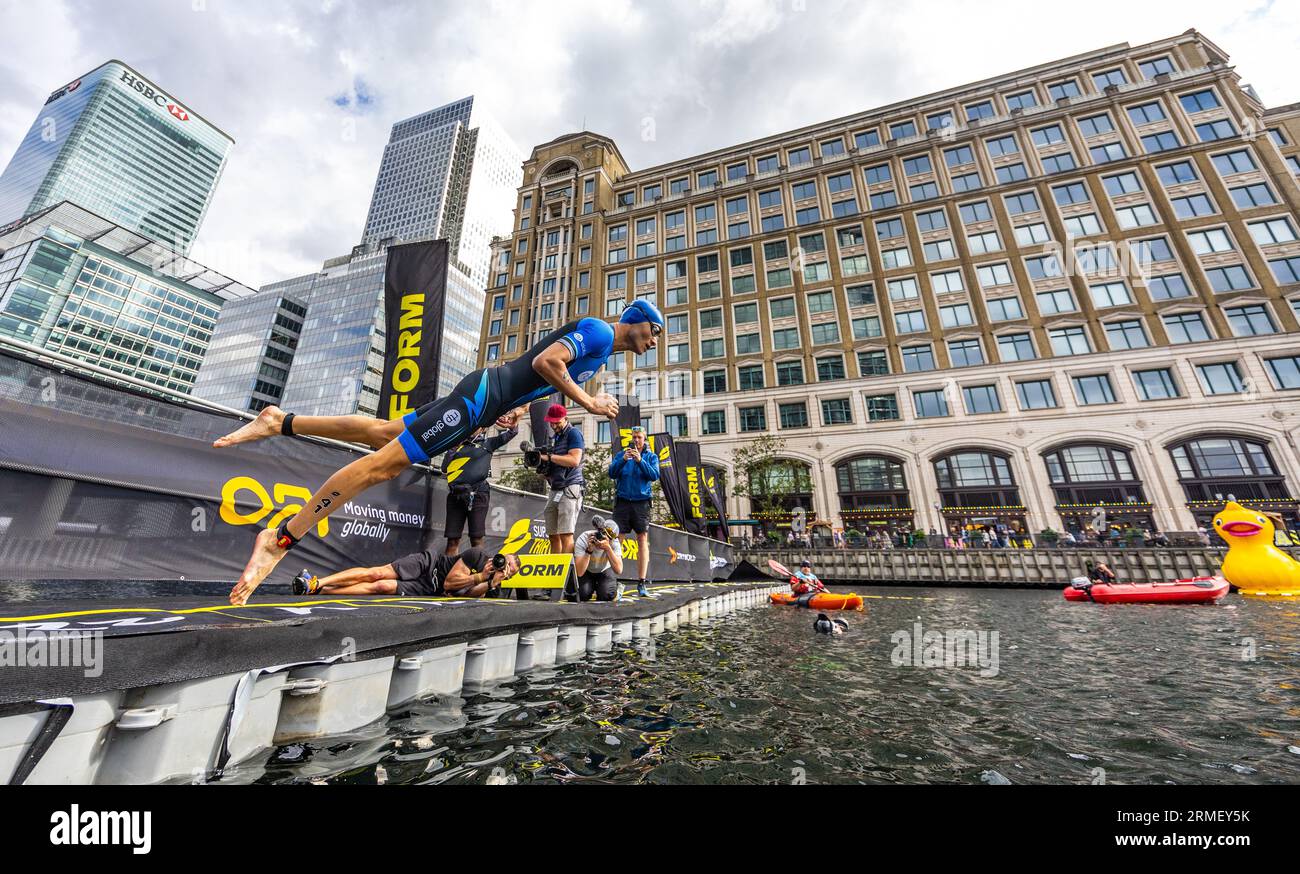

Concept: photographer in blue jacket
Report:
left=607, top=426, right=660, bottom=597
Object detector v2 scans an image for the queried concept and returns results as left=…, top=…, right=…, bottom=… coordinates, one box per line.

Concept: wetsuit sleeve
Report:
left=557, top=317, right=615, bottom=361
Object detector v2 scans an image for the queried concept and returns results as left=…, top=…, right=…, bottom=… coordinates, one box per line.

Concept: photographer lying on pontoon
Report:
left=291, top=547, right=520, bottom=599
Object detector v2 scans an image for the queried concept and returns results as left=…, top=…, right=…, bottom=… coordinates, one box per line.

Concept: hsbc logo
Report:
left=119, top=70, right=189, bottom=122
left=44, top=79, right=82, bottom=105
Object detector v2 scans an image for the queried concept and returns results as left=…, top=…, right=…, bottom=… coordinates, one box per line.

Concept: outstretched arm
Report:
left=533, top=343, right=618, bottom=419
left=483, top=427, right=519, bottom=453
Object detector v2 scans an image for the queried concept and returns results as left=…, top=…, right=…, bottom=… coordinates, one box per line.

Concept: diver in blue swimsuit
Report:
left=219, top=300, right=665, bottom=606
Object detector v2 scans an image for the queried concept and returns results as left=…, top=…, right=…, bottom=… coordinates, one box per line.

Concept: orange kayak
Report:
left=770, top=591, right=864, bottom=611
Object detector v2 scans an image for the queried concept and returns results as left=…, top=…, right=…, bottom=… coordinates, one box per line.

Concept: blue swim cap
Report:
left=619, top=298, right=664, bottom=328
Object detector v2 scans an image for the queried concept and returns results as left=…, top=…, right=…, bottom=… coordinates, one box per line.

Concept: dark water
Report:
left=203, top=587, right=1300, bottom=786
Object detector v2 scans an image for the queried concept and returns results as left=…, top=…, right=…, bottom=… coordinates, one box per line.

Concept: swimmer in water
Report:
left=813, top=613, right=848, bottom=635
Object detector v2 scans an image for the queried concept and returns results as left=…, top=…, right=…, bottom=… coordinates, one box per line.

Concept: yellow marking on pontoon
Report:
left=0, top=597, right=466, bottom=622
left=0, top=584, right=760, bottom=622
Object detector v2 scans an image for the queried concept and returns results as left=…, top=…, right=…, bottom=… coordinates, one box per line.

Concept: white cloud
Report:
left=0, top=0, right=1296, bottom=288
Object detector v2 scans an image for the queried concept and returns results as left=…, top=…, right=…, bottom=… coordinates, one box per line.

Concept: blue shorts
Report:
left=396, top=368, right=502, bottom=465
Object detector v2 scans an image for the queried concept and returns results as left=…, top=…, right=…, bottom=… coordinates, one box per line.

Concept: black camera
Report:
left=520, top=441, right=552, bottom=474
left=591, top=515, right=612, bottom=542
left=490, top=553, right=507, bottom=571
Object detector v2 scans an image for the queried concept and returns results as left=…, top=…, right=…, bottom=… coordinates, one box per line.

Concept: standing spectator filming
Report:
left=539, top=402, right=585, bottom=553
left=608, top=425, right=660, bottom=598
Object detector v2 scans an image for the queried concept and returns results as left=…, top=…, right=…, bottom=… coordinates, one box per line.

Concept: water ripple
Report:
left=243, top=588, right=1300, bottom=786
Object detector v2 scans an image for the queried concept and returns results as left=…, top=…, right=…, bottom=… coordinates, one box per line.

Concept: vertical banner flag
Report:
left=611, top=394, right=642, bottom=453
left=703, top=463, right=730, bottom=538
left=379, top=241, right=449, bottom=421
left=672, top=440, right=708, bottom=535
left=651, top=432, right=688, bottom=531
left=528, top=398, right=554, bottom=448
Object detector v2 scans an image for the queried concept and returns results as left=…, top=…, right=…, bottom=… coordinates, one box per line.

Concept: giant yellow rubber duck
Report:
left=1213, top=501, right=1300, bottom=597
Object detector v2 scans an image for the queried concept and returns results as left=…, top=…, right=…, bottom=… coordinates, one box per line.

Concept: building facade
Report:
left=478, top=30, right=1300, bottom=537
left=0, top=61, right=232, bottom=256
left=0, top=202, right=254, bottom=394
left=198, top=97, right=522, bottom=416
left=190, top=286, right=307, bottom=412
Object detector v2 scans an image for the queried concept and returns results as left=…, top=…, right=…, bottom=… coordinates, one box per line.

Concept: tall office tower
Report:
left=480, top=30, right=1300, bottom=537
left=199, top=97, right=523, bottom=417
left=0, top=61, right=232, bottom=255
left=360, top=96, right=524, bottom=385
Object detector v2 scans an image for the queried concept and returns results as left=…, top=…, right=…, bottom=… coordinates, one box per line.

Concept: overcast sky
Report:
left=1, top=0, right=1296, bottom=287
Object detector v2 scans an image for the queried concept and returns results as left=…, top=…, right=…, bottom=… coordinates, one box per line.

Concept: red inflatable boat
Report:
left=1063, top=575, right=1229, bottom=604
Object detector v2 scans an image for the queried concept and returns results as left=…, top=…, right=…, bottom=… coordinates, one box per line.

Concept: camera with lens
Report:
left=490, top=553, right=507, bottom=572
left=520, top=441, right=552, bottom=474
left=590, top=515, right=612, bottom=542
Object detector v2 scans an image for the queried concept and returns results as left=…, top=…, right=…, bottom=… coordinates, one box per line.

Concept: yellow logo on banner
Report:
left=445, top=456, right=469, bottom=484
left=685, top=465, right=705, bottom=520
left=387, top=293, right=425, bottom=420
left=503, top=553, right=572, bottom=588
left=621, top=537, right=638, bottom=560
left=658, top=443, right=672, bottom=465
left=618, top=429, right=658, bottom=452
left=219, top=476, right=329, bottom=537
left=501, top=517, right=533, bottom=554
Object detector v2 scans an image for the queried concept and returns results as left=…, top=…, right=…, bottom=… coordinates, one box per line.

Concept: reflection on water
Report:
left=219, top=588, right=1300, bottom=785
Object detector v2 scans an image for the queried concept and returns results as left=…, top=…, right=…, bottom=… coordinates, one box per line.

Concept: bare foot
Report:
left=229, top=527, right=288, bottom=606
left=214, top=406, right=284, bottom=449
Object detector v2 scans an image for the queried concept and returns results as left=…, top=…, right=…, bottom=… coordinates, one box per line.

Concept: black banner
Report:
left=0, top=349, right=734, bottom=588
left=703, top=464, right=730, bottom=539
left=611, top=394, right=641, bottom=453
left=652, top=432, right=687, bottom=533
left=673, top=440, right=708, bottom=536
left=527, top=398, right=554, bottom=448
left=379, top=240, right=448, bottom=421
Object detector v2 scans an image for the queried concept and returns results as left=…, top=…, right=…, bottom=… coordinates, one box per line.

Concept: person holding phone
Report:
left=607, top=426, right=660, bottom=597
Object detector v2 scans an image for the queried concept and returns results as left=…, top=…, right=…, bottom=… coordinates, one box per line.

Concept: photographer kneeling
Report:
left=569, top=516, right=624, bottom=602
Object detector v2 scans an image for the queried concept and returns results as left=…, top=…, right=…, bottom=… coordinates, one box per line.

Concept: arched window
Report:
left=835, top=455, right=913, bottom=528
left=543, top=159, right=580, bottom=178
left=1042, top=443, right=1152, bottom=533
left=1168, top=435, right=1294, bottom=526
left=934, top=450, right=1026, bottom=534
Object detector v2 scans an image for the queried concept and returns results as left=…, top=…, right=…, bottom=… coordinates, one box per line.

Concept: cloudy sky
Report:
left=1, top=0, right=1297, bottom=287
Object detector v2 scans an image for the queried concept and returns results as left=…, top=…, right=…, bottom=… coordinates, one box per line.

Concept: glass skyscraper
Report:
left=190, top=286, right=308, bottom=411
left=198, top=96, right=523, bottom=417
left=0, top=202, right=255, bottom=395
left=0, top=61, right=232, bottom=256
